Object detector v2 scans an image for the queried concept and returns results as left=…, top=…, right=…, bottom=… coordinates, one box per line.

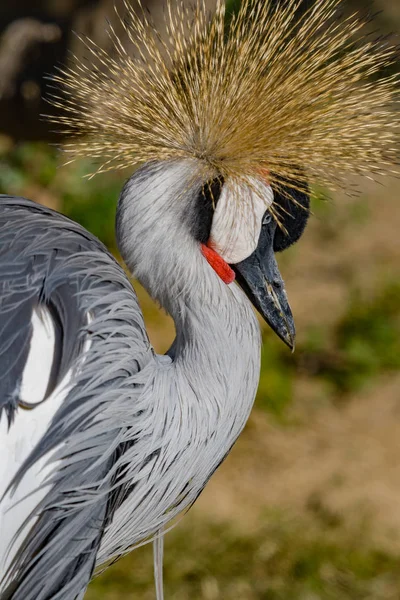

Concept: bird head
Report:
left=115, top=158, right=309, bottom=348
left=49, top=0, right=399, bottom=346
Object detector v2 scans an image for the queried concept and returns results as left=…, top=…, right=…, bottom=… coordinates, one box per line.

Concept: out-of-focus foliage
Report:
left=258, top=278, right=400, bottom=418
left=0, top=140, right=123, bottom=250
left=87, top=514, right=400, bottom=600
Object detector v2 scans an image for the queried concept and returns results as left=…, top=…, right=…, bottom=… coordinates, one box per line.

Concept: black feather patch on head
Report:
left=192, top=176, right=224, bottom=244
left=273, top=184, right=310, bottom=252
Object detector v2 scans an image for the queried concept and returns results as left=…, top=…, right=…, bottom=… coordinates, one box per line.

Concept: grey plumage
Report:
left=0, top=195, right=152, bottom=598
left=0, top=160, right=263, bottom=599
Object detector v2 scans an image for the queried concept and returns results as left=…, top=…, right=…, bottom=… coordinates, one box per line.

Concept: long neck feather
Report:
left=99, top=216, right=261, bottom=564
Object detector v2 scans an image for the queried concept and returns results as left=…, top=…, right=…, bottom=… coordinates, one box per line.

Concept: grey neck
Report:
left=168, top=276, right=259, bottom=369
left=97, top=255, right=262, bottom=564
left=115, top=160, right=262, bottom=414
left=161, top=270, right=262, bottom=439
left=98, top=163, right=263, bottom=562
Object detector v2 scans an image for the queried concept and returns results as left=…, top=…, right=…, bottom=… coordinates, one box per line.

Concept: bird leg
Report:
left=153, top=528, right=164, bottom=600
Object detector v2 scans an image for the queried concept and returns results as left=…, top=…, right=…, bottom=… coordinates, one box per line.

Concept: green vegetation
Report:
left=0, top=140, right=124, bottom=250
left=257, top=280, right=400, bottom=416
left=87, top=513, right=400, bottom=600
left=0, top=141, right=58, bottom=192
left=257, top=334, right=293, bottom=418
left=316, top=283, right=400, bottom=395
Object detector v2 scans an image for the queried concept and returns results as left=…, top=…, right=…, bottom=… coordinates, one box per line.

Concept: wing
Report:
left=0, top=196, right=152, bottom=599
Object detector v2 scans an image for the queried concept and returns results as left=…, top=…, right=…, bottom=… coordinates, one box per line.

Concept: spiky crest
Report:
left=48, top=0, right=399, bottom=196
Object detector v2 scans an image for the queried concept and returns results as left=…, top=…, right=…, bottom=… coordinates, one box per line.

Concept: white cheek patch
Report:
left=209, top=178, right=274, bottom=264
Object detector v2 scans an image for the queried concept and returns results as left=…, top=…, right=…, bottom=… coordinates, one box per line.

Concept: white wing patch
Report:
left=0, top=308, right=92, bottom=588
left=0, top=381, right=72, bottom=585
left=19, top=307, right=56, bottom=406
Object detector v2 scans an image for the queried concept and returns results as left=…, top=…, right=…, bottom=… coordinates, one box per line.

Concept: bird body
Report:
left=0, top=0, right=399, bottom=597
left=0, top=162, right=261, bottom=598
left=0, top=195, right=151, bottom=596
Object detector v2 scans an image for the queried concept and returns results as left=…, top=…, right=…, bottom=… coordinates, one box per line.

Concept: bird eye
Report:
left=272, top=184, right=310, bottom=252
left=192, top=175, right=224, bottom=244
left=262, top=212, right=272, bottom=226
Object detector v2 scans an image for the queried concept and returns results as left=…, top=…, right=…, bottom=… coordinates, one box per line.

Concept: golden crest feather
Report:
left=49, top=0, right=399, bottom=194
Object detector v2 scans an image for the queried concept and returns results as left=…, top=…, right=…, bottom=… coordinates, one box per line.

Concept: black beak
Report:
left=231, top=214, right=296, bottom=350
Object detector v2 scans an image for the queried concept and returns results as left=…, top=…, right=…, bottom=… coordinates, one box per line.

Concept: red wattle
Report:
left=201, top=244, right=235, bottom=285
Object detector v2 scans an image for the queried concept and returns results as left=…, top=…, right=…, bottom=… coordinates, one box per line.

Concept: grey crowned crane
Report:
left=0, top=0, right=398, bottom=598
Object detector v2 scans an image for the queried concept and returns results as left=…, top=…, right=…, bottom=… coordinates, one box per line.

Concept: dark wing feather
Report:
left=0, top=196, right=152, bottom=600
left=0, top=198, right=93, bottom=425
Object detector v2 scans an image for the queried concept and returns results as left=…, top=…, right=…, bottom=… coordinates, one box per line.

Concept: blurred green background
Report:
left=1, top=1, right=400, bottom=598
